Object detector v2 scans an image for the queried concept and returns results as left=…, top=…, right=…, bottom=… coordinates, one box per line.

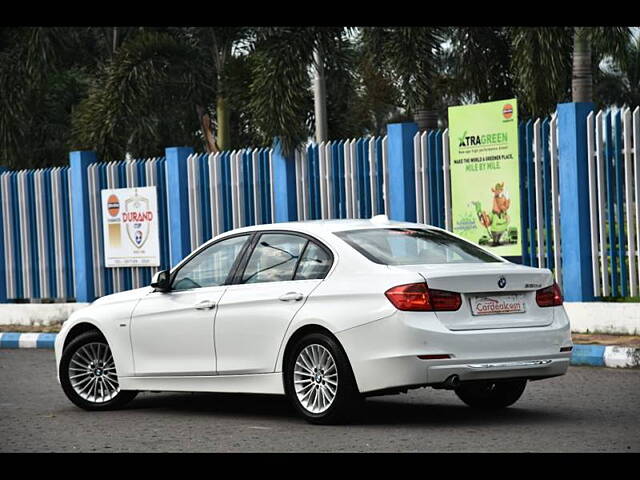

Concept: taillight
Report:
left=536, top=282, right=563, bottom=307
left=385, top=283, right=461, bottom=312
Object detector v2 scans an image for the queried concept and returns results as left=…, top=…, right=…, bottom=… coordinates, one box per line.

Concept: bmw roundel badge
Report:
left=498, top=277, right=507, bottom=289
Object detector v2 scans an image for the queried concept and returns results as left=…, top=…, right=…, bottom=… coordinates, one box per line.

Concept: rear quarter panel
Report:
left=274, top=262, right=422, bottom=372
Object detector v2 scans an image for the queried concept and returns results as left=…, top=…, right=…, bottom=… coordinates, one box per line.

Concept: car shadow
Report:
left=124, top=391, right=578, bottom=427
left=127, top=391, right=296, bottom=419
left=351, top=397, right=576, bottom=427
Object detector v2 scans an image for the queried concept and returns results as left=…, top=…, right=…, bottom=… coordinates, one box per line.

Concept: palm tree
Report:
left=595, top=34, right=640, bottom=108
left=71, top=28, right=258, bottom=161
left=509, top=26, right=631, bottom=117
left=248, top=27, right=357, bottom=155
left=0, top=27, right=98, bottom=169
left=360, top=27, right=443, bottom=130
left=71, top=29, right=215, bottom=161
left=447, top=27, right=514, bottom=105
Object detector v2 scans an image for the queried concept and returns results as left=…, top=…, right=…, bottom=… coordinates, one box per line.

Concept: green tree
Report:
left=448, top=27, right=514, bottom=105
left=71, top=28, right=259, bottom=161
left=71, top=29, right=215, bottom=161
left=361, top=27, right=443, bottom=130
left=248, top=27, right=359, bottom=155
left=509, top=26, right=631, bottom=117
left=0, top=27, right=97, bottom=169
left=594, top=32, right=640, bottom=108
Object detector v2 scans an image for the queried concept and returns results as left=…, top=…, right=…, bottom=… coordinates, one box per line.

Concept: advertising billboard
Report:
left=101, top=186, right=160, bottom=267
left=447, top=99, right=522, bottom=258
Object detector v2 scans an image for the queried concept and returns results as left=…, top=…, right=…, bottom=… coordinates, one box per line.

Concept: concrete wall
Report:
left=564, top=302, right=640, bottom=335
left=0, top=303, right=90, bottom=327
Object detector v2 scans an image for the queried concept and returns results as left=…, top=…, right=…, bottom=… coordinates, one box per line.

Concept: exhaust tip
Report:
left=443, top=374, right=460, bottom=389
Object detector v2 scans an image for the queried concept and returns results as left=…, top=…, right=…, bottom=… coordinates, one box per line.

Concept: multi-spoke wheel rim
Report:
left=293, top=344, right=338, bottom=414
left=68, top=342, right=120, bottom=403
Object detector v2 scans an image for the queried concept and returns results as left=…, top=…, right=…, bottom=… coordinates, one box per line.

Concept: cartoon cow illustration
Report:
left=471, top=182, right=515, bottom=246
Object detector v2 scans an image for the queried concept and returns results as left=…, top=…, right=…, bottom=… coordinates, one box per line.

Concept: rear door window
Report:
left=241, top=233, right=308, bottom=284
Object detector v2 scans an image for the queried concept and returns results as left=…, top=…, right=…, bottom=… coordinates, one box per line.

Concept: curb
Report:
left=0, top=332, right=57, bottom=349
left=570, top=344, right=640, bottom=368
left=1, top=332, right=639, bottom=369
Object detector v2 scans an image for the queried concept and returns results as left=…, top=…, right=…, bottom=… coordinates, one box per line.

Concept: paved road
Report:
left=1, top=349, right=638, bottom=452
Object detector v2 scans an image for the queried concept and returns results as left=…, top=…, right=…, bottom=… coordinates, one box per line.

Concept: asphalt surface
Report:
left=1, top=349, right=638, bottom=452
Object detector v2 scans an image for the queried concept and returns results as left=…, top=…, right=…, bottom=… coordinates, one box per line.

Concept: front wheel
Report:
left=454, top=379, right=527, bottom=409
left=284, top=333, right=362, bottom=425
left=59, top=331, right=137, bottom=411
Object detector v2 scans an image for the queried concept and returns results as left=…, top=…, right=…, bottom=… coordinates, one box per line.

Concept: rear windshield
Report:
left=334, top=228, right=502, bottom=265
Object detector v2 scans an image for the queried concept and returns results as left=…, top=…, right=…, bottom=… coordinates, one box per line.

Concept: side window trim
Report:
left=168, top=232, right=255, bottom=291
left=229, top=230, right=334, bottom=285
left=291, top=239, right=310, bottom=281
left=229, top=232, right=261, bottom=285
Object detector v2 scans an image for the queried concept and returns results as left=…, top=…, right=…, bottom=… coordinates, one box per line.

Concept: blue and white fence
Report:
left=1, top=102, right=639, bottom=303
left=518, top=116, right=563, bottom=282
left=587, top=106, right=640, bottom=298
left=0, top=168, right=75, bottom=301
left=413, top=129, right=448, bottom=230
left=294, top=137, right=388, bottom=221
left=186, top=149, right=274, bottom=252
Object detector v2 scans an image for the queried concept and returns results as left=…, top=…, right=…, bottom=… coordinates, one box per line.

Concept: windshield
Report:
left=334, top=228, right=503, bottom=265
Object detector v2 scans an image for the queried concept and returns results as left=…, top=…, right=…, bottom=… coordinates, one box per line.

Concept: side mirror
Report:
left=151, top=270, right=171, bottom=292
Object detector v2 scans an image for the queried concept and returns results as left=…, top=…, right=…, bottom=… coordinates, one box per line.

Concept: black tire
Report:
left=454, top=379, right=527, bottom=409
left=284, top=332, right=362, bottom=425
left=60, top=331, right=137, bottom=411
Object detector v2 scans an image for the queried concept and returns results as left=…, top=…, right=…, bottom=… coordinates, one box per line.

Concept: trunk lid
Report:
left=390, top=262, right=555, bottom=330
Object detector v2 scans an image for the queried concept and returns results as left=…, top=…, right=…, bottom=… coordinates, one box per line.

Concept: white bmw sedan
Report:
left=55, top=216, right=572, bottom=424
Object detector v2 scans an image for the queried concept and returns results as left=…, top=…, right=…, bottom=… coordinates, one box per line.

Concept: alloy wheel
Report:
left=68, top=342, right=120, bottom=403
left=293, top=344, right=338, bottom=414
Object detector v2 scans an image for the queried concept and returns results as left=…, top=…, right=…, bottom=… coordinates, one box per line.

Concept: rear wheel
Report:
left=60, top=331, right=137, bottom=411
left=284, top=333, right=362, bottom=425
left=454, top=379, right=527, bottom=409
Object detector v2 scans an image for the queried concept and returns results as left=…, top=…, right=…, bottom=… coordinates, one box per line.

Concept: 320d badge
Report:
left=55, top=216, right=572, bottom=424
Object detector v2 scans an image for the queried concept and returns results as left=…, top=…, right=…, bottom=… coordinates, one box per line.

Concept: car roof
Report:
left=225, top=217, right=439, bottom=236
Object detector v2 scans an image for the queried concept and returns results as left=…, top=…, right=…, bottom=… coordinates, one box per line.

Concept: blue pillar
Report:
left=0, top=166, right=7, bottom=302
left=70, top=151, right=97, bottom=302
left=165, top=146, right=193, bottom=267
left=271, top=138, right=298, bottom=223
left=557, top=102, right=595, bottom=302
left=387, top=122, right=419, bottom=222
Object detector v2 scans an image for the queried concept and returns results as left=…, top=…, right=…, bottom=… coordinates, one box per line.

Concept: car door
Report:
left=214, top=232, right=333, bottom=375
left=130, top=234, right=251, bottom=376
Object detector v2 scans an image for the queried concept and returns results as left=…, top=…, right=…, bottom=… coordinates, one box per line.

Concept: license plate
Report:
left=470, top=294, right=526, bottom=316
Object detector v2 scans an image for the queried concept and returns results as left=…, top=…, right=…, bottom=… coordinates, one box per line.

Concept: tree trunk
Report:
left=112, top=27, right=118, bottom=55
left=216, top=96, right=231, bottom=151
left=196, top=105, right=218, bottom=154
left=414, top=108, right=438, bottom=130
left=572, top=27, right=592, bottom=103
left=313, top=47, right=328, bottom=144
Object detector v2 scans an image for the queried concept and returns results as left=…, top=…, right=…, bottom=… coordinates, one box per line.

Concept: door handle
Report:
left=194, top=300, right=216, bottom=310
left=279, top=292, right=304, bottom=302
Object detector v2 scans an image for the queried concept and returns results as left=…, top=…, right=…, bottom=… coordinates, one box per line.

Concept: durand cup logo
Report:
left=122, top=194, right=154, bottom=249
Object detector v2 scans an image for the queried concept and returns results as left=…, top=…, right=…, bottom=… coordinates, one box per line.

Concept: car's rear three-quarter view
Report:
left=54, top=216, right=572, bottom=424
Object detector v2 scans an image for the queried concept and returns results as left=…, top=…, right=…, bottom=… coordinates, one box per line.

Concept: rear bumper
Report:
left=335, top=306, right=572, bottom=394
left=424, top=355, right=569, bottom=385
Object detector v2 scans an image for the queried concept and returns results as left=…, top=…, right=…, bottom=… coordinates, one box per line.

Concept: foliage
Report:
left=71, top=30, right=214, bottom=161
left=361, top=27, right=442, bottom=113
left=0, top=26, right=637, bottom=169
left=595, top=34, right=640, bottom=108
